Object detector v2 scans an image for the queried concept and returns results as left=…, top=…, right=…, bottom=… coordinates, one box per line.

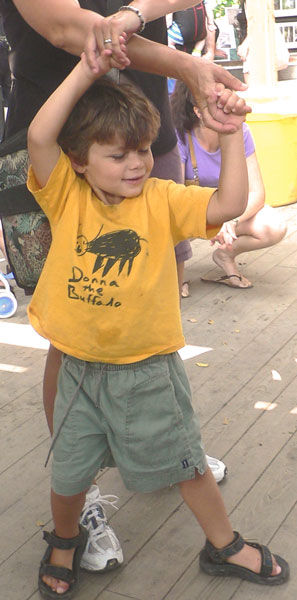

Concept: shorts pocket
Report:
left=124, top=362, right=189, bottom=470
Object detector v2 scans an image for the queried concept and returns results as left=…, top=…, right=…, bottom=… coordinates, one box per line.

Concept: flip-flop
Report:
left=201, top=274, right=253, bottom=289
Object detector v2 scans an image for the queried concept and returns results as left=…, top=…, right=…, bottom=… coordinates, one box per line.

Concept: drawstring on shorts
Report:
left=44, top=361, right=88, bottom=467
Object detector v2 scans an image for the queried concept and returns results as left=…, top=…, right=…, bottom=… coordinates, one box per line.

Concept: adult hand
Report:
left=85, top=28, right=130, bottom=74
left=210, top=221, right=237, bottom=249
left=237, top=37, right=249, bottom=61
left=183, top=58, right=252, bottom=133
left=87, top=11, right=141, bottom=64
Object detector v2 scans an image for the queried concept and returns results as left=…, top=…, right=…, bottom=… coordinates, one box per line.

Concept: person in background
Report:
left=201, top=0, right=227, bottom=61
left=0, top=11, right=10, bottom=138
left=167, top=1, right=227, bottom=60
left=170, top=80, right=287, bottom=294
left=0, top=0, right=251, bottom=575
left=167, top=2, right=207, bottom=55
left=236, top=0, right=289, bottom=84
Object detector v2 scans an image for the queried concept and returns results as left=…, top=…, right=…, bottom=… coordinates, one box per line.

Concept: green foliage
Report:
left=213, top=1, right=238, bottom=19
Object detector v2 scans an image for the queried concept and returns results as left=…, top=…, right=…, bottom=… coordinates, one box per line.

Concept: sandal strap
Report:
left=205, top=531, right=245, bottom=564
left=246, top=541, right=273, bottom=577
left=39, top=563, right=73, bottom=583
left=220, top=274, right=242, bottom=282
left=43, top=525, right=87, bottom=550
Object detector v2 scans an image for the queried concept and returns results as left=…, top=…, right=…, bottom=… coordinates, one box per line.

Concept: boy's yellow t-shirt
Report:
left=27, top=151, right=218, bottom=363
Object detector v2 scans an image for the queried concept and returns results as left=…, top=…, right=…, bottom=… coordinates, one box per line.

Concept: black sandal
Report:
left=199, top=531, right=289, bottom=585
left=38, top=525, right=88, bottom=599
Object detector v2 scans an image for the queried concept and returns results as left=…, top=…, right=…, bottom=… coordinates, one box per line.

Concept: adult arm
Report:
left=12, top=0, right=106, bottom=55
left=13, top=0, right=251, bottom=133
left=11, top=0, right=198, bottom=53
left=125, top=38, right=251, bottom=132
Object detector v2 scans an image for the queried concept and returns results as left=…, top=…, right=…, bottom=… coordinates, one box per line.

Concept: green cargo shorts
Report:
left=51, top=352, right=207, bottom=495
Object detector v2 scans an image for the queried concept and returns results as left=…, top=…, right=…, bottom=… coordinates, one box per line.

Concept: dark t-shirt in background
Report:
left=0, top=0, right=176, bottom=156
left=0, top=0, right=176, bottom=155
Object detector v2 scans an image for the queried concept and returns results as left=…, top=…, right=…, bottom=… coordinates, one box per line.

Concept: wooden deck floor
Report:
left=0, top=203, right=296, bottom=600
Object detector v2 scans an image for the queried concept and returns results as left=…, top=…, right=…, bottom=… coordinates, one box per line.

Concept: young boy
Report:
left=27, top=48, right=289, bottom=599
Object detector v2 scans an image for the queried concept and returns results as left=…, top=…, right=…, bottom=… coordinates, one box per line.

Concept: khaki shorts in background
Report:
left=51, top=352, right=207, bottom=496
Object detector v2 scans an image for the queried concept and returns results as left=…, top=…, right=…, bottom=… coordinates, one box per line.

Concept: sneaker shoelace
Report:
left=81, top=494, right=120, bottom=550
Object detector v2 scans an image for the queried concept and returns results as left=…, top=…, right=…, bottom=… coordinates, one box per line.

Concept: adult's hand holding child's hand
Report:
left=184, top=59, right=251, bottom=133
left=205, top=86, right=248, bottom=133
left=85, top=28, right=130, bottom=74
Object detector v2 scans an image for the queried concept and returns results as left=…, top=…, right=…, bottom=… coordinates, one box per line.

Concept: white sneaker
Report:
left=80, top=485, right=124, bottom=572
left=206, top=455, right=227, bottom=483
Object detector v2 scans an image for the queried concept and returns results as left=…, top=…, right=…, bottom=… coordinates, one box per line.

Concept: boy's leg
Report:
left=41, top=489, right=87, bottom=595
left=43, top=344, right=61, bottom=435
left=43, top=346, right=123, bottom=572
left=179, top=467, right=281, bottom=575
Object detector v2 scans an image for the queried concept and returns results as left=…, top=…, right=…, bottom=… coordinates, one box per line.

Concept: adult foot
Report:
left=213, top=248, right=252, bottom=288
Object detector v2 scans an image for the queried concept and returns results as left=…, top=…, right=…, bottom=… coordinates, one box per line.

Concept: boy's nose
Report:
left=127, top=151, right=142, bottom=169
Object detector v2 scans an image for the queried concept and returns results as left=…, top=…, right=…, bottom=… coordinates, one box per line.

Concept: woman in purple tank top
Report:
left=171, top=80, right=287, bottom=293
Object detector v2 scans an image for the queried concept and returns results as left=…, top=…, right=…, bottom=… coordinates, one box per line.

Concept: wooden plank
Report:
left=0, top=347, right=46, bottom=406
left=199, top=329, right=297, bottom=455
left=164, top=438, right=296, bottom=600
left=0, top=383, right=44, bottom=437
left=0, top=409, right=49, bottom=473
left=1, top=203, right=297, bottom=600
left=186, top=300, right=297, bottom=425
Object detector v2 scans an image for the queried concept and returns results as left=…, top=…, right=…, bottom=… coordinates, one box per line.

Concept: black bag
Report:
left=0, top=129, right=52, bottom=294
left=173, top=2, right=207, bottom=53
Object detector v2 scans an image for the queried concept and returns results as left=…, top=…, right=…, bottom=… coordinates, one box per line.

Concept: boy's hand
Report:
left=80, top=47, right=112, bottom=79
left=203, top=86, right=248, bottom=134
left=85, top=28, right=130, bottom=75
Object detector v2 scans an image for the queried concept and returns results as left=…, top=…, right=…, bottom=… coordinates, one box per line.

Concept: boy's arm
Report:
left=206, top=90, right=249, bottom=226
left=27, top=52, right=111, bottom=188
left=235, top=152, right=265, bottom=223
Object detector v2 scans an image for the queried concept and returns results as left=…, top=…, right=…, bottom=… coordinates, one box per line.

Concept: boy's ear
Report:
left=70, top=156, right=87, bottom=174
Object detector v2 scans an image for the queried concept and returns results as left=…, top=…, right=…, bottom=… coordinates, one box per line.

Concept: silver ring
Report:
left=104, top=38, right=112, bottom=44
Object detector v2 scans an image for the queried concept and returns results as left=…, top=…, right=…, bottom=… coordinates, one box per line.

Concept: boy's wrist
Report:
left=219, top=126, right=244, bottom=139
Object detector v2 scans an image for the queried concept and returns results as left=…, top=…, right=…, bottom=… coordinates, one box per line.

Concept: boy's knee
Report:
left=51, top=488, right=87, bottom=505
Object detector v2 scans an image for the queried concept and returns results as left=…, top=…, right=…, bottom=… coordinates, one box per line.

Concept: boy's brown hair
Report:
left=58, top=77, right=160, bottom=165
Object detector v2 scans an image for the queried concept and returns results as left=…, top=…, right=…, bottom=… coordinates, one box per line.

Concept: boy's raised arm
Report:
left=206, top=89, right=249, bottom=226
left=27, top=51, right=114, bottom=189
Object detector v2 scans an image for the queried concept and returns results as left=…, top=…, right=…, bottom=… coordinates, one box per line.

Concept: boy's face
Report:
left=75, top=135, right=154, bottom=204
